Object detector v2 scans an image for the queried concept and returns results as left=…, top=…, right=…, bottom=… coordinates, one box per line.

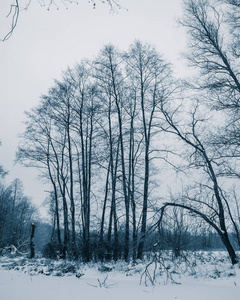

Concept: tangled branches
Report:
left=140, top=253, right=182, bottom=286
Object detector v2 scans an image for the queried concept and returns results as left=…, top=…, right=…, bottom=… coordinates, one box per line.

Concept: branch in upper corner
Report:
left=1, top=0, right=20, bottom=41
left=1, top=0, right=122, bottom=42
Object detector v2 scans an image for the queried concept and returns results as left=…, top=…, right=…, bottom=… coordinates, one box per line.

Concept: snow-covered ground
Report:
left=0, top=251, right=240, bottom=300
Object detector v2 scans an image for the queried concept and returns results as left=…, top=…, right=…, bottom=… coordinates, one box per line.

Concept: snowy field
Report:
left=0, top=251, right=240, bottom=300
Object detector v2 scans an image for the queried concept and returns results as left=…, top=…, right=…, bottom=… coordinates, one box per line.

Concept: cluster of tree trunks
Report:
left=17, top=0, right=240, bottom=265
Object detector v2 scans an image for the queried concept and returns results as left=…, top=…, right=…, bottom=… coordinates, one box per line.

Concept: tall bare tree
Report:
left=124, top=41, right=174, bottom=259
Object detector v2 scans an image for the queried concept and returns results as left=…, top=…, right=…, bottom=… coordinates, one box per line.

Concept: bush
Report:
left=42, top=243, right=57, bottom=259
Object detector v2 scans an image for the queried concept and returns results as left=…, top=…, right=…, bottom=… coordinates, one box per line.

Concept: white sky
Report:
left=0, top=0, right=187, bottom=217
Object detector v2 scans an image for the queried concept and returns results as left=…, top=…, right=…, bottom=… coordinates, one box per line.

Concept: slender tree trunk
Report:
left=137, top=72, right=157, bottom=259
left=107, top=200, right=113, bottom=260
left=111, top=139, right=120, bottom=261
left=220, top=232, right=238, bottom=265
left=83, top=109, right=94, bottom=262
left=137, top=75, right=150, bottom=259
left=131, top=137, right=137, bottom=262
left=62, top=181, right=69, bottom=259
left=46, top=150, right=62, bottom=253
left=137, top=148, right=149, bottom=259
left=99, top=162, right=110, bottom=261
left=66, top=114, right=76, bottom=257
left=55, top=136, right=69, bottom=259
left=53, top=190, right=62, bottom=253
left=30, top=223, right=35, bottom=259
left=111, top=68, right=129, bottom=261
left=79, top=103, right=90, bottom=262
left=204, top=151, right=238, bottom=264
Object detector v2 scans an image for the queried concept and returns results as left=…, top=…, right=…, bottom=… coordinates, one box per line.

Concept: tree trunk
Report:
left=30, top=223, right=35, bottom=259
left=99, top=162, right=110, bottom=261
left=220, top=231, right=238, bottom=265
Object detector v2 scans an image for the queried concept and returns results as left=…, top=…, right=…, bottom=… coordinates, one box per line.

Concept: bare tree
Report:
left=182, top=0, right=240, bottom=111
left=124, top=41, right=174, bottom=259
left=93, top=46, right=124, bottom=260
left=181, top=0, right=240, bottom=167
left=17, top=100, right=70, bottom=257
left=159, top=100, right=238, bottom=264
left=180, top=0, right=240, bottom=258
left=65, top=63, right=100, bottom=261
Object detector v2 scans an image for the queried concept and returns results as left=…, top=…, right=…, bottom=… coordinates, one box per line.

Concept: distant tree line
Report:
left=0, top=175, right=36, bottom=252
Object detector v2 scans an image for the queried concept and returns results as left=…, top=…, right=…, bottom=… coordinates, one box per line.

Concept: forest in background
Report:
left=1, top=0, right=240, bottom=266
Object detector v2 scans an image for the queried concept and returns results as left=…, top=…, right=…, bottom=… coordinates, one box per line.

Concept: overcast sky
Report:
left=0, top=0, right=187, bottom=217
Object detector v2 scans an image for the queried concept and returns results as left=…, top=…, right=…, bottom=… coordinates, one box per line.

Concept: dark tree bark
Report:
left=99, top=162, right=111, bottom=261
left=30, top=223, right=35, bottom=259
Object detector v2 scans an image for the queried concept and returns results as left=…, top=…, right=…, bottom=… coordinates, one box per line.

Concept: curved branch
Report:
left=159, top=202, right=223, bottom=237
